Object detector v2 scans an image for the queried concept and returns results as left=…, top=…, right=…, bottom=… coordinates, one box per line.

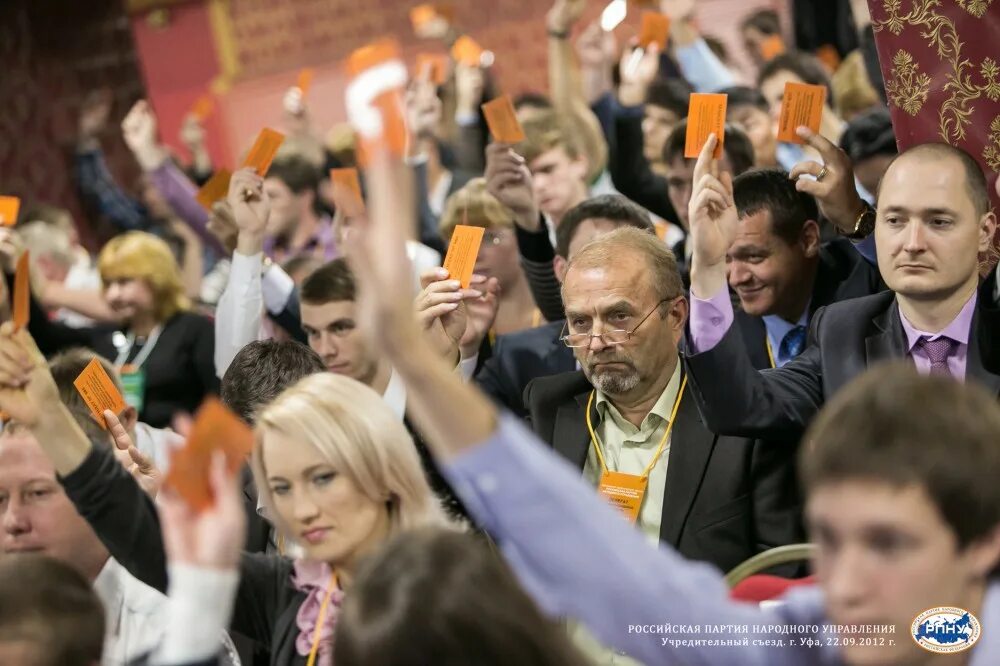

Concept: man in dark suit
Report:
left=683, top=136, right=1000, bottom=442
left=524, top=226, right=802, bottom=575
left=727, top=168, right=884, bottom=370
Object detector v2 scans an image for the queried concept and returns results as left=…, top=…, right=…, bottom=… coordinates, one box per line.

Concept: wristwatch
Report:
left=841, top=201, right=876, bottom=240
left=547, top=28, right=569, bottom=39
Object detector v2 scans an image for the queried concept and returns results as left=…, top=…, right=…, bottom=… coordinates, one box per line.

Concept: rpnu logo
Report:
left=911, top=606, right=981, bottom=654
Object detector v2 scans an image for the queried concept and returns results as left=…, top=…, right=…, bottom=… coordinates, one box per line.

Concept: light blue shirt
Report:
left=762, top=305, right=810, bottom=367
left=674, top=38, right=736, bottom=92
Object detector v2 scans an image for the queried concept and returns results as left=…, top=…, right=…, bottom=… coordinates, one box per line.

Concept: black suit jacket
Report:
left=684, top=272, right=1000, bottom=441
left=475, top=320, right=576, bottom=418
left=524, top=370, right=803, bottom=575
left=733, top=238, right=886, bottom=370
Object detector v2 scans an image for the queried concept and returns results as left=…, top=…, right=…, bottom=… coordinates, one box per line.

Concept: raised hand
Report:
left=405, top=78, right=443, bottom=140
left=547, top=0, right=587, bottom=34
left=207, top=201, right=239, bottom=256
left=688, top=134, right=738, bottom=296
left=484, top=143, right=540, bottom=231
left=158, top=451, right=246, bottom=570
left=179, top=114, right=206, bottom=152
left=617, top=41, right=661, bottom=107
left=460, top=275, right=500, bottom=357
left=79, top=89, right=113, bottom=142
left=0, top=325, right=59, bottom=429
left=105, top=409, right=162, bottom=498
left=121, top=100, right=167, bottom=171
left=226, top=168, right=270, bottom=255
left=414, top=269, right=497, bottom=361
left=788, top=127, right=866, bottom=233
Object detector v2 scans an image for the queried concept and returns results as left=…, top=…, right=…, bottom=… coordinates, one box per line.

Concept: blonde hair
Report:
left=831, top=51, right=880, bottom=121
left=18, top=222, right=74, bottom=271
left=251, top=373, right=451, bottom=546
left=517, top=110, right=584, bottom=164
left=564, top=227, right=683, bottom=302
left=438, top=178, right=513, bottom=243
left=97, top=231, right=189, bottom=322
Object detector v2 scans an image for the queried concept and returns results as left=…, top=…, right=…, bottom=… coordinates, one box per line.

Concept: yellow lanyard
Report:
left=765, top=338, right=776, bottom=368
left=306, top=572, right=339, bottom=666
left=584, top=376, right=688, bottom=480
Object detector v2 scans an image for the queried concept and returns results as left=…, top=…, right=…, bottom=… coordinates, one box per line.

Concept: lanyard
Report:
left=765, top=338, right=776, bottom=369
left=585, top=376, right=688, bottom=480
left=306, top=572, right=339, bottom=666
left=114, top=326, right=163, bottom=370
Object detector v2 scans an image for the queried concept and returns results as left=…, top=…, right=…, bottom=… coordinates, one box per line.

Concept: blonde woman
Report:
left=13, top=230, right=217, bottom=427
left=0, top=328, right=453, bottom=665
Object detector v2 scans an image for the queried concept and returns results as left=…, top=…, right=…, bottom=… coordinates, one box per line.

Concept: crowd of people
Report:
left=3, top=0, right=1000, bottom=665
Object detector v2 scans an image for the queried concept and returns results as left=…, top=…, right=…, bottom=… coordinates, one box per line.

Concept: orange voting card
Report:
left=481, top=95, right=525, bottom=144
left=242, top=128, right=286, bottom=177
left=12, top=252, right=29, bottom=331
left=330, top=168, right=366, bottom=217
left=190, top=94, right=215, bottom=122
left=815, top=44, right=841, bottom=74
left=415, top=53, right=449, bottom=85
left=410, top=3, right=437, bottom=29
left=0, top=197, right=20, bottom=227
left=443, top=224, right=484, bottom=289
left=73, top=358, right=127, bottom=430
left=164, top=398, right=254, bottom=512
left=296, top=68, right=315, bottom=96
left=346, top=40, right=408, bottom=163
left=759, top=34, right=786, bottom=61
left=638, top=12, right=670, bottom=49
left=776, top=82, right=827, bottom=144
left=451, top=36, right=484, bottom=68
left=195, top=168, right=232, bottom=211
left=684, top=93, right=727, bottom=159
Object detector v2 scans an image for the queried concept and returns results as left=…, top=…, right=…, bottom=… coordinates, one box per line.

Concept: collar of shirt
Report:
left=899, top=289, right=977, bottom=352
left=383, top=366, right=407, bottom=420
left=595, top=362, right=682, bottom=436
left=762, top=301, right=811, bottom=366
left=428, top=169, right=453, bottom=218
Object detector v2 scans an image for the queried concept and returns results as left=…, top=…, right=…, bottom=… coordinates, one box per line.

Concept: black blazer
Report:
left=475, top=320, right=576, bottom=418
left=683, top=272, right=1000, bottom=441
left=524, top=369, right=803, bottom=575
left=734, top=238, right=886, bottom=370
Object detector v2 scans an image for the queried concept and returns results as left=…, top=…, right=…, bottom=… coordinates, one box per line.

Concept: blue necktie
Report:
left=779, top=325, right=807, bottom=362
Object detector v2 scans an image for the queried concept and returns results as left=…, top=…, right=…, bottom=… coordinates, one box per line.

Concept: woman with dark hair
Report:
left=335, top=528, right=586, bottom=666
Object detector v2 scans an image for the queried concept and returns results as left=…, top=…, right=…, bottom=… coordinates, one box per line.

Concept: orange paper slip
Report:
left=410, top=3, right=437, bottom=29
left=684, top=93, right=727, bottom=159
left=346, top=40, right=409, bottom=163
left=638, top=12, right=670, bottom=49
left=242, top=128, right=286, bottom=177
left=481, top=95, right=525, bottom=144
left=164, top=398, right=254, bottom=512
left=759, top=34, right=786, bottom=61
left=0, top=196, right=20, bottom=227
left=451, top=36, right=484, bottom=68
left=777, top=82, right=827, bottom=143
left=442, top=225, right=485, bottom=289
left=190, top=95, right=215, bottom=122
left=12, top=252, right=29, bottom=330
left=330, top=168, right=365, bottom=216
left=296, top=68, right=315, bottom=96
left=195, top=168, right=232, bottom=211
left=73, top=358, right=127, bottom=430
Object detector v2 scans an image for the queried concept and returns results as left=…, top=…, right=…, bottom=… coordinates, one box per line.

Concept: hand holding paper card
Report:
left=164, top=398, right=253, bottom=512
left=452, top=36, right=485, bottom=68
left=415, top=53, right=449, bottom=85
left=296, top=68, right=315, bottom=97
left=73, top=358, right=127, bottom=430
left=481, top=95, right=526, bottom=144
left=12, top=252, right=29, bottom=331
left=776, top=82, right=827, bottom=144
left=684, top=93, right=727, bottom=159
left=442, top=225, right=485, bottom=289
left=638, top=12, right=670, bottom=49
left=241, top=128, right=286, bottom=177
left=0, top=197, right=20, bottom=227
left=196, top=168, right=233, bottom=211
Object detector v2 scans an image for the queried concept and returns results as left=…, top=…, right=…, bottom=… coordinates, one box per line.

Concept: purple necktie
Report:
left=916, top=336, right=956, bottom=377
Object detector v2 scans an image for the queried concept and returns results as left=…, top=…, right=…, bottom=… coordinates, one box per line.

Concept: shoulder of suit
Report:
left=813, top=290, right=895, bottom=329
left=493, top=320, right=564, bottom=351
left=525, top=370, right=591, bottom=408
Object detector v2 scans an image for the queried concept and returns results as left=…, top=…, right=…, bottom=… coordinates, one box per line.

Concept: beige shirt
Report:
left=573, top=364, right=682, bottom=666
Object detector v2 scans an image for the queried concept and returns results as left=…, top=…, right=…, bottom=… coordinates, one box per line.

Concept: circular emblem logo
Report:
left=911, top=606, right=981, bottom=654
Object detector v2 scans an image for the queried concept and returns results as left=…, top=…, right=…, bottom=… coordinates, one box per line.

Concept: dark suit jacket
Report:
left=524, top=369, right=804, bottom=575
left=684, top=271, right=1000, bottom=441
left=475, top=320, right=576, bottom=418
left=734, top=238, right=886, bottom=370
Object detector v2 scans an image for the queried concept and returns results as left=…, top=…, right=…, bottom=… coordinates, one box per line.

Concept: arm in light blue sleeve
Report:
left=442, top=413, right=829, bottom=666
left=675, top=39, right=737, bottom=92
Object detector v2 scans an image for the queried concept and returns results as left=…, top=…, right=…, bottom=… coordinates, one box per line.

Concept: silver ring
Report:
left=816, top=166, right=829, bottom=182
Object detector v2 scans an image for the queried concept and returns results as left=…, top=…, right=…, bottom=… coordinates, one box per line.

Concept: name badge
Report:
left=119, top=364, right=146, bottom=414
left=598, top=471, right=647, bottom=524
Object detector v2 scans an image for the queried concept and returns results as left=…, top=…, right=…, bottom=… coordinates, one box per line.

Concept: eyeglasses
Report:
left=560, top=298, right=674, bottom=348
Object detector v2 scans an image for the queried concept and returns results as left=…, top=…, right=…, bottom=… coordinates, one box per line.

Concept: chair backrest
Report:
left=725, top=543, right=816, bottom=603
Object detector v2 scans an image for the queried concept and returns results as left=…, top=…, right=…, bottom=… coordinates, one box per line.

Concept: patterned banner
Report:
left=867, top=0, right=1000, bottom=272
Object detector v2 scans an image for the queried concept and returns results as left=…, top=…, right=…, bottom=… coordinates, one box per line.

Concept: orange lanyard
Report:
left=584, top=377, right=687, bottom=480
left=306, top=572, right=339, bottom=666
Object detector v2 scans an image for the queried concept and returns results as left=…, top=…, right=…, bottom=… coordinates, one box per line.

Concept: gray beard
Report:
left=590, top=367, right=641, bottom=395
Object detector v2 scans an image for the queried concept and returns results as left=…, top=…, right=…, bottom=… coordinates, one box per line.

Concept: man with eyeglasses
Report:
left=524, top=226, right=803, bottom=565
